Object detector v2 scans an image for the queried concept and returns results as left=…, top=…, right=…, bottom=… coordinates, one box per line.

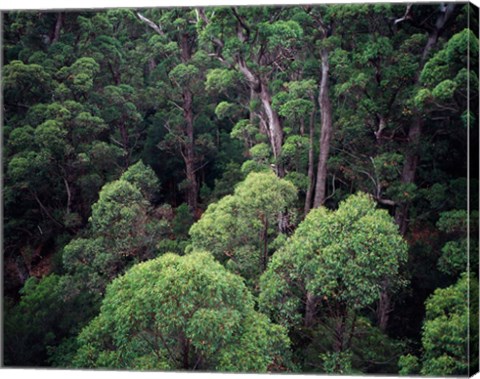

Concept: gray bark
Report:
left=313, top=47, right=333, bottom=208
left=305, top=101, right=317, bottom=215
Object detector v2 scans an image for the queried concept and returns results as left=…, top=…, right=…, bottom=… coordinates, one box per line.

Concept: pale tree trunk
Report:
left=305, top=101, right=317, bottom=215
left=237, top=57, right=285, bottom=177
left=313, top=47, right=333, bottom=208
left=259, top=79, right=285, bottom=177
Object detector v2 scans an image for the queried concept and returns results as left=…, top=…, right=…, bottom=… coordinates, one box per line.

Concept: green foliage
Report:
left=169, top=63, right=200, bottom=86
left=214, top=101, right=238, bottom=120
left=260, top=192, right=408, bottom=327
left=320, top=351, right=353, bottom=374
left=398, top=354, right=420, bottom=375
left=189, top=172, right=298, bottom=285
left=2, top=5, right=474, bottom=374
left=436, top=210, right=478, bottom=276
left=172, top=203, right=195, bottom=239
left=120, top=160, right=160, bottom=200
left=4, top=274, right=98, bottom=366
left=206, top=68, right=240, bottom=93
left=419, top=273, right=474, bottom=376
left=3, top=60, right=53, bottom=104
left=73, top=252, right=291, bottom=371
left=62, top=169, right=161, bottom=294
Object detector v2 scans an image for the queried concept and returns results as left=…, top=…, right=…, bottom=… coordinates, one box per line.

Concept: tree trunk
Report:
left=182, top=334, right=190, bottom=369
left=376, top=278, right=392, bottom=332
left=259, top=80, right=285, bottom=177
left=305, top=102, right=316, bottom=215
left=119, top=123, right=130, bottom=167
left=395, top=3, right=457, bottom=233
left=313, top=48, right=332, bottom=208
left=395, top=117, right=422, bottom=234
left=304, top=291, right=317, bottom=327
left=179, top=33, right=198, bottom=211
left=333, top=305, right=347, bottom=353
left=236, top=57, right=284, bottom=177
left=51, top=12, right=64, bottom=44
left=183, top=88, right=198, bottom=211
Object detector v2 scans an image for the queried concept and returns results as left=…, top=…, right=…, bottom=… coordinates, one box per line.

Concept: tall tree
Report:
left=199, top=7, right=305, bottom=177
left=260, top=193, right=408, bottom=370
left=393, top=3, right=460, bottom=234
left=138, top=9, right=214, bottom=210
left=72, top=252, right=291, bottom=371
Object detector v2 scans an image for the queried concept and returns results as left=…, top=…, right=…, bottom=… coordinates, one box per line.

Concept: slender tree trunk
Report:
left=179, top=33, right=198, bottom=211
left=333, top=304, right=347, bottom=353
left=182, top=334, right=190, bottom=369
left=394, top=117, right=422, bottom=234
left=377, top=278, right=392, bottom=332
left=305, top=102, right=317, bottom=215
left=51, top=12, right=64, bottom=44
left=119, top=123, right=130, bottom=167
left=304, top=291, right=317, bottom=327
left=313, top=48, right=332, bottom=208
left=183, top=88, right=198, bottom=211
left=108, top=62, right=121, bottom=85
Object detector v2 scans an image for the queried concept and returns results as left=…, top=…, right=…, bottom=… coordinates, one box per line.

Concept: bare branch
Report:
left=137, top=12, right=164, bottom=36
left=393, top=4, right=413, bottom=25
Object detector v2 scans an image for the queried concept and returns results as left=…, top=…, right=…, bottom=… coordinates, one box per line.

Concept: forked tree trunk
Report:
left=259, top=79, right=285, bottom=177
left=237, top=57, right=285, bottom=177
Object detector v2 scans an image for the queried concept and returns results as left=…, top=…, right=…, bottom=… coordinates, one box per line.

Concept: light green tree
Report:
left=259, top=193, right=408, bottom=370
left=189, top=171, right=297, bottom=286
left=73, top=251, right=291, bottom=371
left=62, top=161, right=161, bottom=294
left=399, top=273, right=477, bottom=376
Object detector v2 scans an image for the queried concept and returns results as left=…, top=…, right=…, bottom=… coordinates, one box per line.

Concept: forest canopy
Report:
left=2, top=3, right=478, bottom=375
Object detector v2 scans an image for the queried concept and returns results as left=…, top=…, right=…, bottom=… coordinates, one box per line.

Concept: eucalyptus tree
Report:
left=398, top=273, right=477, bottom=376
left=189, top=172, right=298, bottom=287
left=72, top=252, right=291, bottom=371
left=392, top=3, right=462, bottom=234
left=137, top=8, right=215, bottom=210
left=198, top=6, right=307, bottom=177
left=259, top=193, right=408, bottom=371
left=62, top=161, right=162, bottom=295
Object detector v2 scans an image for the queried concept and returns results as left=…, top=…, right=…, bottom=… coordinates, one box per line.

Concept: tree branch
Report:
left=137, top=12, right=164, bottom=36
